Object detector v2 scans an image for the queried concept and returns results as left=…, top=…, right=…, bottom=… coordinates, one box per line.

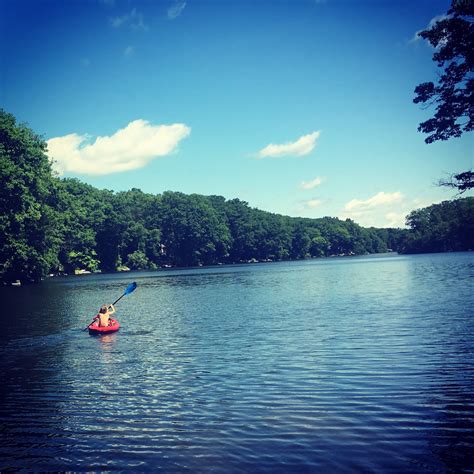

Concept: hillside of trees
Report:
left=1, top=110, right=472, bottom=284
left=401, top=199, right=473, bottom=254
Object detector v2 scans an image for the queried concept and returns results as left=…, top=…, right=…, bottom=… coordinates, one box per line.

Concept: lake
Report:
left=0, top=252, right=473, bottom=472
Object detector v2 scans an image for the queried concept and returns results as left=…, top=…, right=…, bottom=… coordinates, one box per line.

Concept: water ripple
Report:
left=0, top=253, right=473, bottom=471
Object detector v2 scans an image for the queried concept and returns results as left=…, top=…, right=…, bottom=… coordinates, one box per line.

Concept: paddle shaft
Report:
left=112, top=293, right=126, bottom=306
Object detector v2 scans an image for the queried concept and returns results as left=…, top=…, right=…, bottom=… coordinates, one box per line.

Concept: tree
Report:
left=400, top=198, right=474, bottom=253
left=66, top=250, right=100, bottom=273
left=290, top=224, right=312, bottom=259
left=257, top=213, right=292, bottom=261
left=144, top=228, right=163, bottom=267
left=413, top=1, right=473, bottom=191
left=0, top=110, right=60, bottom=283
left=438, top=170, right=474, bottom=194
left=158, top=192, right=231, bottom=266
left=95, top=216, right=126, bottom=272
left=224, top=198, right=259, bottom=262
left=304, top=227, right=329, bottom=257
left=126, top=250, right=150, bottom=270
left=52, top=178, right=109, bottom=273
left=414, top=1, right=473, bottom=142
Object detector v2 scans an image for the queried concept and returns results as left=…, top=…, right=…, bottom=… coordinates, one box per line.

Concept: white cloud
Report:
left=110, top=15, right=126, bottom=28
left=47, top=119, right=191, bottom=176
left=344, top=191, right=403, bottom=212
left=294, top=198, right=324, bottom=216
left=300, top=176, right=324, bottom=190
left=110, top=8, right=148, bottom=31
left=340, top=193, right=447, bottom=229
left=168, top=1, right=186, bottom=19
left=256, top=131, right=321, bottom=159
left=341, top=210, right=406, bottom=228
left=124, top=46, right=134, bottom=57
left=305, top=199, right=322, bottom=208
left=341, top=191, right=406, bottom=228
left=385, top=212, right=406, bottom=228
left=412, top=197, right=443, bottom=209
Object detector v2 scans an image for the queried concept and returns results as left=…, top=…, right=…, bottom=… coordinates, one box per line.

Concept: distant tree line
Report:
left=1, top=110, right=472, bottom=283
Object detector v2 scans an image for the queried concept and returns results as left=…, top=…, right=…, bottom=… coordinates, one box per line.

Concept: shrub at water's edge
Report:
left=1, top=109, right=472, bottom=284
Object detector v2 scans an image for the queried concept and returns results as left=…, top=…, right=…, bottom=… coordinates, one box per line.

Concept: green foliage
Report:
left=52, top=178, right=112, bottom=273
left=95, top=217, right=125, bottom=272
left=0, top=109, right=60, bottom=282
left=400, top=198, right=474, bottom=253
left=158, top=192, right=232, bottom=266
left=126, top=250, right=150, bottom=270
left=66, top=251, right=100, bottom=273
left=290, top=224, right=312, bottom=259
left=4, top=111, right=471, bottom=284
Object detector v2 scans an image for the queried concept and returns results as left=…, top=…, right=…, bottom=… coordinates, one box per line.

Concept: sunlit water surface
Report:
left=0, top=253, right=473, bottom=472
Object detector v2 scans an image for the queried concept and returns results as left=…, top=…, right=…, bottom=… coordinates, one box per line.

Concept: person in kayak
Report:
left=93, top=304, right=116, bottom=327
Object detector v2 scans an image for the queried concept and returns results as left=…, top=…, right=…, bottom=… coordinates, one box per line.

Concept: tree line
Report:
left=1, top=110, right=472, bottom=284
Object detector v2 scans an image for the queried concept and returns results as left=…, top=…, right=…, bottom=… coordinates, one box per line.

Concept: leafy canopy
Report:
left=413, top=0, right=474, bottom=144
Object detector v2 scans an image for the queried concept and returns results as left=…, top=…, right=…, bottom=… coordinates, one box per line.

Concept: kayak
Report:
left=88, top=318, right=120, bottom=335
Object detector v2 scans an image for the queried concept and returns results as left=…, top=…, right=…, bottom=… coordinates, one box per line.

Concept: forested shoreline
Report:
left=1, top=110, right=473, bottom=284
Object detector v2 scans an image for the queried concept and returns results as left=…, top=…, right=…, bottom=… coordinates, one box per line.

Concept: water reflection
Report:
left=94, top=333, right=118, bottom=364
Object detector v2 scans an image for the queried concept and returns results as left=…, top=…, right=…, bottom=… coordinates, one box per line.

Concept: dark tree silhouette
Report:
left=414, top=1, right=473, bottom=142
left=413, top=0, right=473, bottom=192
left=438, top=170, right=474, bottom=194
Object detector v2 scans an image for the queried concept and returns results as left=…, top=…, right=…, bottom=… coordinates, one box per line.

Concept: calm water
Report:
left=0, top=253, right=473, bottom=472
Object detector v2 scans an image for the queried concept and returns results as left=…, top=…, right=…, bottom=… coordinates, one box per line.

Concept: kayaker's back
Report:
left=98, top=313, right=110, bottom=327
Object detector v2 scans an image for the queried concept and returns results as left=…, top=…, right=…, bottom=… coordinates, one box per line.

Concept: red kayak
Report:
left=88, top=318, right=120, bottom=335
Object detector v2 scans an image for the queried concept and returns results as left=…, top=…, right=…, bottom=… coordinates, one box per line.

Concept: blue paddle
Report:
left=82, top=282, right=137, bottom=330
left=111, top=281, right=138, bottom=305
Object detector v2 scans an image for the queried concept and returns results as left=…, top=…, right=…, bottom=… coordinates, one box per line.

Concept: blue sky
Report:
left=1, top=0, right=472, bottom=227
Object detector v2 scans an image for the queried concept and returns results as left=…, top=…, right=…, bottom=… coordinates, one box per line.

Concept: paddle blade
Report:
left=124, top=282, right=137, bottom=295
